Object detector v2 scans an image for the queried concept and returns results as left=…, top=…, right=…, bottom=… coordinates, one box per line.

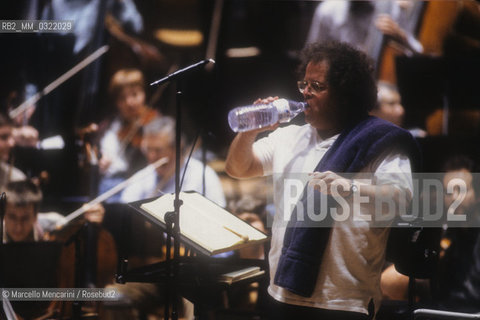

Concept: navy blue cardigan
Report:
left=273, top=116, right=421, bottom=297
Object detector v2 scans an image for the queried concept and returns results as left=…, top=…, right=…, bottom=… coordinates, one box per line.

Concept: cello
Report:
left=46, top=157, right=168, bottom=318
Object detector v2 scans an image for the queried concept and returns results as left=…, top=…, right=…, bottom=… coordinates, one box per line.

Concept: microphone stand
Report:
left=151, top=59, right=214, bottom=320
left=163, top=82, right=183, bottom=320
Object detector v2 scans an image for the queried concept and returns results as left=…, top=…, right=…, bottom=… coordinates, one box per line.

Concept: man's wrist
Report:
left=347, top=179, right=359, bottom=197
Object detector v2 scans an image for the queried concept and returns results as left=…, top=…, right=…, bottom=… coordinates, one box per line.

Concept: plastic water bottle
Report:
left=228, top=99, right=306, bottom=132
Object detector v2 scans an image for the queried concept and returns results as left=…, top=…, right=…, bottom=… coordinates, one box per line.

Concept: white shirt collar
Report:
left=310, top=126, right=340, bottom=150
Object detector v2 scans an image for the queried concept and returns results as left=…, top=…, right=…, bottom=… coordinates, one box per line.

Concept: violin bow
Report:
left=56, top=156, right=169, bottom=228
left=9, top=45, right=109, bottom=120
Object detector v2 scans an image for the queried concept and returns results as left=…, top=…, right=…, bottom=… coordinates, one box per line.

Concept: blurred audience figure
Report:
left=97, top=68, right=161, bottom=201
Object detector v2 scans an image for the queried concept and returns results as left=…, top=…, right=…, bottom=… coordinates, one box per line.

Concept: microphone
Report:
left=150, top=59, right=215, bottom=86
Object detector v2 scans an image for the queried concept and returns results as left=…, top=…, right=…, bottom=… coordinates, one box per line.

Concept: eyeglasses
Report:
left=297, top=80, right=328, bottom=94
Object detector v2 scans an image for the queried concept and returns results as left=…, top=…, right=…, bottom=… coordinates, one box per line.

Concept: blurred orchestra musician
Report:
left=423, top=0, right=480, bottom=137
left=120, top=116, right=226, bottom=206
left=305, top=0, right=424, bottom=61
left=0, top=113, right=26, bottom=188
left=370, top=81, right=405, bottom=128
left=370, top=81, right=427, bottom=138
left=373, top=0, right=424, bottom=55
left=380, top=154, right=480, bottom=314
left=39, top=0, right=165, bottom=128
left=3, top=84, right=40, bottom=149
left=305, top=0, right=426, bottom=88
left=434, top=154, right=480, bottom=312
left=3, top=179, right=45, bottom=243
left=2, top=181, right=58, bottom=320
left=119, top=115, right=227, bottom=264
left=97, top=68, right=162, bottom=201
left=3, top=179, right=105, bottom=243
left=102, top=116, right=226, bottom=319
left=2, top=179, right=107, bottom=319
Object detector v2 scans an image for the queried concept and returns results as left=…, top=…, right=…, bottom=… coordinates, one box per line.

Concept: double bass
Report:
left=366, top=0, right=426, bottom=84
left=374, top=0, right=465, bottom=84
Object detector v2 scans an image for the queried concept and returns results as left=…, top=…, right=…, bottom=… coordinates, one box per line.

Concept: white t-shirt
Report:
left=253, top=124, right=413, bottom=314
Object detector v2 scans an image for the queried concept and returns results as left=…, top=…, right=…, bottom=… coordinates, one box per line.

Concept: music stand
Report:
left=115, top=192, right=269, bottom=319
left=149, top=59, right=214, bottom=320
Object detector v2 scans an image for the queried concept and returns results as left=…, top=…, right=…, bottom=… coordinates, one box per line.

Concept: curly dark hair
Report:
left=297, top=41, right=377, bottom=124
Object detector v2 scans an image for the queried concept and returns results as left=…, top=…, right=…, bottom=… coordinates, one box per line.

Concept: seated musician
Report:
left=370, top=81, right=427, bottom=138
left=103, top=116, right=226, bottom=320
left=5, top=84, right=40, bottom=148
left=379, top=154, right=480, bottom=314
left=3, top=179, right=105, bottom=243
left=370, top=81, right=405, bottom=128
left=121, top=116, right=226, bottom=207
left=2, top=179, right=107, bottom=319
left=306, top=0, right=424, bottom=59
left=97, top=68, right=161, bottom=201
left=120, top=115, right=226, bottom=262
left=433, top=155, right=480, bottom=312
